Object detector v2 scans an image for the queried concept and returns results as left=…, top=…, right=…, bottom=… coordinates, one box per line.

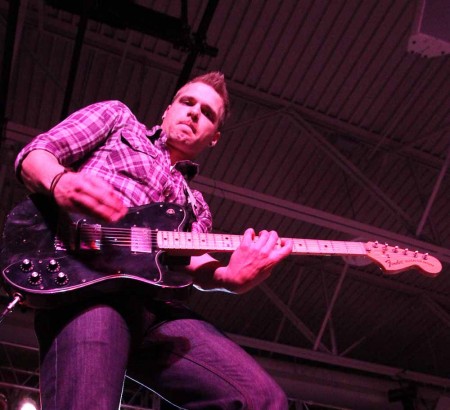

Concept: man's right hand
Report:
left=52, top=171, right=127, bottom=222
left=20, top=149, right=127, bottom=222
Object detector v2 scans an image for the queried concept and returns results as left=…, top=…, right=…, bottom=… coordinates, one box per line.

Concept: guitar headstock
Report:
left=365, top=241, right=442, bottom=277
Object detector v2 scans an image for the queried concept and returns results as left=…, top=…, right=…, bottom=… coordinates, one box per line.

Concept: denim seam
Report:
left=172, top=350, right=254, bottom=409
left=54, top=337, right=58, bottom=409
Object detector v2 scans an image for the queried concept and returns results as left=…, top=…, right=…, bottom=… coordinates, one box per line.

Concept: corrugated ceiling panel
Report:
left=316, top=3, right=393, bottom=114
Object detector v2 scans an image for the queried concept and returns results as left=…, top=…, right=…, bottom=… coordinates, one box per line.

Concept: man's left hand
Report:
left=216, top=228, right=293, bottom=293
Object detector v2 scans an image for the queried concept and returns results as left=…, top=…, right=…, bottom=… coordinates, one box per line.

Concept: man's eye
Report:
left=203, top=110, right=215, bottom=121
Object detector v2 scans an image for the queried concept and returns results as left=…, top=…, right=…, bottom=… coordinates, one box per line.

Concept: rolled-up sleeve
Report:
left=15, top=100, right=129, bottom=179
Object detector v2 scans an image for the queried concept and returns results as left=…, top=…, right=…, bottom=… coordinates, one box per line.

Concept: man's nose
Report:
left=188, top=104, right=200, bottom=120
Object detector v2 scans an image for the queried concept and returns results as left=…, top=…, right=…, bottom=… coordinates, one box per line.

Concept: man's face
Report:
left=161, top=82, right=223, bottom=162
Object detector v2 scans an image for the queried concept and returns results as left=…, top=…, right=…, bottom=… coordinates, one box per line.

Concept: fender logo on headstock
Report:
left=366, top=241, right=441, bottom=277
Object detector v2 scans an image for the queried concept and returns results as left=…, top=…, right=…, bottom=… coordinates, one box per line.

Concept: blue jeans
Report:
left=35, top=298, right=288, bottom=409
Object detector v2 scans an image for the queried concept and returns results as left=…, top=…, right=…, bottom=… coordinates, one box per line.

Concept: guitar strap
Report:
left=182, top=178, right=199, bottom=231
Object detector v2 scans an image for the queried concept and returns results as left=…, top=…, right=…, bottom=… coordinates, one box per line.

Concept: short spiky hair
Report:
left=174, top=71, right=230, bottom=128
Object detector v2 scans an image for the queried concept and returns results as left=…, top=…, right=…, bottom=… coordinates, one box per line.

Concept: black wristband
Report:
left=49, top=169, right=70, bottom=196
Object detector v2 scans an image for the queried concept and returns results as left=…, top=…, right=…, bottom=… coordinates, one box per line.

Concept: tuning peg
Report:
left=423, top=253, right=429, bottom=260
left=394, top=246, right=399, bottom=253
left=414, top=250, right=418, bottom=258
left=403, top=248, right=409, bottom=255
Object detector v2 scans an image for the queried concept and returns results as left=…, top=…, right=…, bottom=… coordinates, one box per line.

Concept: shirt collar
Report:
left=147, top=125, right=200, bottom=181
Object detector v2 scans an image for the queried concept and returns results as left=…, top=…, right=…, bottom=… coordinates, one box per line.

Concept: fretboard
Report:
left=156, top=231, right=368, bottom=256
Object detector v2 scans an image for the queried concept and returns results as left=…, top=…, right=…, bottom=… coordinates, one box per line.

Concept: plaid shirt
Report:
left=15, top=100, right=212, bottom=233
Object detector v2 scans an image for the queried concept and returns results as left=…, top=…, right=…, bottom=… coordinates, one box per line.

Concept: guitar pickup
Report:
left=130, top=227, right=152, bottom=253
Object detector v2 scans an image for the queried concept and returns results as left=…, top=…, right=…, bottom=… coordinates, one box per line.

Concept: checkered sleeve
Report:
left=15, top=100, right=130, bottom=177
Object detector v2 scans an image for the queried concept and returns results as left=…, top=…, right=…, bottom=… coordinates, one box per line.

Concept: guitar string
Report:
left=74, top=228, right=437, bottom=269
left=80, top=228, right=372, bottom=247
left=78, top=227, right=241, bottom=249
left=74, top=224, right=431, bottom=258
left=80, top=225, right=367, bottom=246
left=78, top=228, right=434, bottom=255
left=81, top=227, right=370, bottom=247
left=77, top=226, right=375, bottom=255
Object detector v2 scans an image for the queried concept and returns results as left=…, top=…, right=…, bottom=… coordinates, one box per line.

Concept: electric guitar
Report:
left=0, top=195, right=442, bottom=309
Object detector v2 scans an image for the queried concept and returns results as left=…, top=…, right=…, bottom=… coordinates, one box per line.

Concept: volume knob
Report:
left=28, top=271, right=42, bottom=285
left=55, top=272, right=69, bottom=286
left=21, top=259, right=34, bottom=272
left=47, top=259, right=60, bottom=272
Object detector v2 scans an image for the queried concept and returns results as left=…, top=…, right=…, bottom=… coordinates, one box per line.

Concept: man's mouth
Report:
left=179, top=122, right=196, bottom=134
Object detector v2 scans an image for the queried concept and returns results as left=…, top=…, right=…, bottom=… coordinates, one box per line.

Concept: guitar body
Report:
left=1, top=195, right=193, bottom=308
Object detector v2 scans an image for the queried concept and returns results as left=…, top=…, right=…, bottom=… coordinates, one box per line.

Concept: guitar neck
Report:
left=156, top=231, right=368, bottom=257
left=291, top=238, right=367, bottom=256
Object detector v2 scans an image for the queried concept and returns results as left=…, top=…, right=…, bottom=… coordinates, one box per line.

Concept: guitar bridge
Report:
left=79, top=223, right=102, bottom=250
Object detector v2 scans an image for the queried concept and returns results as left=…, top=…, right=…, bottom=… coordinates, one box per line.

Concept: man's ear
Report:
left=162, top=105, right=171, bottom=121
left=210, top=131, right=221, bottom=147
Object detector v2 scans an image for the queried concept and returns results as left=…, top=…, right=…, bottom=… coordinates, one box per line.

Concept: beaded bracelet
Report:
left=49, top=169, right=70, bottom=196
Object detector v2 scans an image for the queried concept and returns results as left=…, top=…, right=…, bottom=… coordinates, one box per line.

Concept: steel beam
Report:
left=259, top=282, right=330, bottom=353
left=287, top=111, right=415, bottom=230
left=0, top=0, right=20, bottom=151
left=416, top=139, right=450, bottom=236
left=229, top=333, right=450, bottom=389
left=313, top=264, right=349, bottom=351
left=422, top=295, right=450, bottom=330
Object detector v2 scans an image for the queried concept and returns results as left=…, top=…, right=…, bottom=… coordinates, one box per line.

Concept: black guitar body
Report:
left=0, top=195, right=193, bottom=308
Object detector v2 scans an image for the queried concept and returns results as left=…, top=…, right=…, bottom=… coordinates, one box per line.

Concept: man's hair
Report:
left=175, top=71, right=230, bottom=128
